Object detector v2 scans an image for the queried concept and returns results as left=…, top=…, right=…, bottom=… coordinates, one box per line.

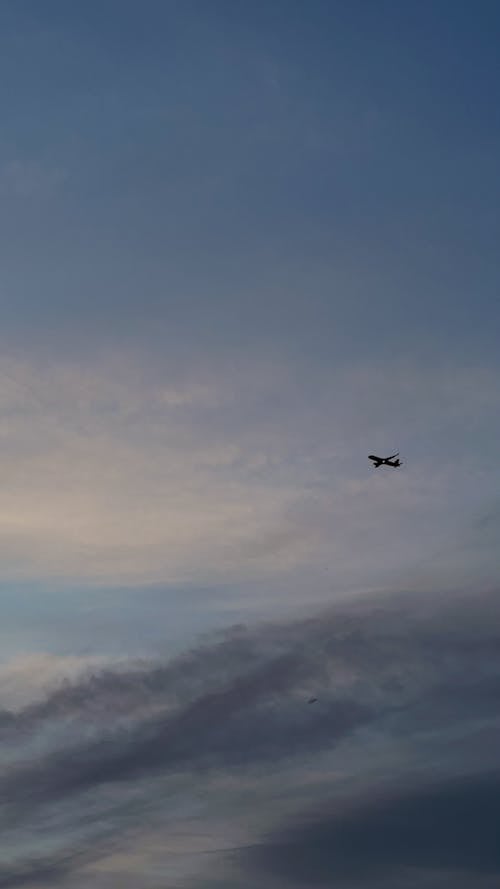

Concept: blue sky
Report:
left=0, top=2, right=499, bottom=886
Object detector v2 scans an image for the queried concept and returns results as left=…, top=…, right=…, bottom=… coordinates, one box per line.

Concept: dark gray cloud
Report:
left=0, top=649, right=372, bottom=815
left=0, top=587, right=499, bottom=886
left=240, top=770, right=500, bottom=887
left=2, top=585, right=498, bottom=743
left=0, top=850, right=88, bottom=889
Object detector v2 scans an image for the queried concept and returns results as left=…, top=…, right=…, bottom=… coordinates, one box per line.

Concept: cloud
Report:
left=0, top=350, right=497, bottom=591
left=0, top=352, right=314, bottom=585
left=0, top=646, right=370, bottom=808
left=0, top=849, right=88, bottom=889
left=0, top=588, right=498, bottom=886
left=0, top=653, right=117, bottom=709
left=239, top=770, right=500, bottom=887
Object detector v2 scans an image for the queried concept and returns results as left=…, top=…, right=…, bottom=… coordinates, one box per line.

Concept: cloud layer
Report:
left=0, top=586, right=498, bottom=887
left=0, top=350, right=497, bottom=593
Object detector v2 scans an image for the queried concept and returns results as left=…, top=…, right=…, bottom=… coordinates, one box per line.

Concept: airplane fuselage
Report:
left=368, top=454, right=401, bottom=468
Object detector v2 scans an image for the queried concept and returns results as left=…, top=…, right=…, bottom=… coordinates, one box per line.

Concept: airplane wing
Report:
left=387, top=452, right=399, bottom=460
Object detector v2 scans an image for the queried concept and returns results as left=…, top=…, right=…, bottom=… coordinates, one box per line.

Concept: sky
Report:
left=0, top=1, right=499, bottom=886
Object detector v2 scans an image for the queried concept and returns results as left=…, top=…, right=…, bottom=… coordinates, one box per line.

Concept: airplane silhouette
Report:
left=368, top=452, right=402, bottom=468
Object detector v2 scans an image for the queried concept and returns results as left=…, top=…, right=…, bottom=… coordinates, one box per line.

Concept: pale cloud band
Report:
left=0, top=350, right=497, bottom=590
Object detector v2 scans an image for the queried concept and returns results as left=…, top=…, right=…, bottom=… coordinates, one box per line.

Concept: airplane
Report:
left=368, top=452, right=402, bottom=468
left=308, top=697, right=318, bottom=704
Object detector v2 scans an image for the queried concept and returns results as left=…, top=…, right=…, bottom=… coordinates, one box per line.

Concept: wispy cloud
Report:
left=0, top=652, right=115, bottom=709
left=0, top=351, right=497, bottom=590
